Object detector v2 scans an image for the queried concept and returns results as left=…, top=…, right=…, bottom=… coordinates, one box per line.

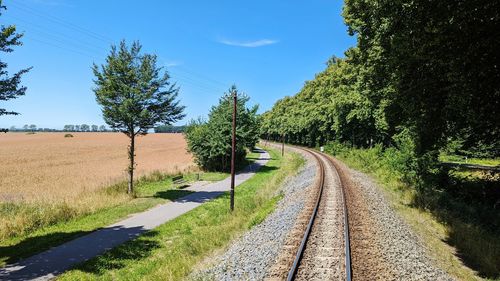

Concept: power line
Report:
left=8, top=0, right=230, bottom=97
left=24, top=35, right=99, bottom=58
left=10, top=0, right=113, bottom=44
left=13, top=20, right=105, bottom=56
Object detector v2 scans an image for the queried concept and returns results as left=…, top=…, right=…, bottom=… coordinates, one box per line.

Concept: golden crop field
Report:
left=0, top=132, right=194, bottom=203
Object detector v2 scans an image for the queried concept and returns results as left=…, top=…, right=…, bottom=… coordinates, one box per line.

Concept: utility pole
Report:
left=230, top=90, right=237, bottom=212
left=281, top=133, right=285, bottom=156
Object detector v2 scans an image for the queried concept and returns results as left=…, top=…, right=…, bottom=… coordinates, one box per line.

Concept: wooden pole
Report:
left=281, top=133, right=285, bottom=156
left=230, top=90, right=237, bottom=212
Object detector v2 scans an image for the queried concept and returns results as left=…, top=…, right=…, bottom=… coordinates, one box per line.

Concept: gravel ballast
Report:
left=191, top=147, right=316, bottom=281
left=192, top=145, right=455, bottom=281
left=345, top=166, right=454, bottom=280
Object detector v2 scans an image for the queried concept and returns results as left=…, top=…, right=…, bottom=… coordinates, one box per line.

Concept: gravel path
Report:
left=191, top=147, right=316, bottom=281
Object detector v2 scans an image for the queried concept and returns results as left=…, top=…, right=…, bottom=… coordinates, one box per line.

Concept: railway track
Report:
left=287, top=148, right=352, bottom=281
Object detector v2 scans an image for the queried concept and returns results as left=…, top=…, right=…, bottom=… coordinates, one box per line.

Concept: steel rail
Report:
left=286, top=148, right=325, bottom=281
left=286, top=148, right=352, bottom=281
left=324, top=153, right=352, bottom=281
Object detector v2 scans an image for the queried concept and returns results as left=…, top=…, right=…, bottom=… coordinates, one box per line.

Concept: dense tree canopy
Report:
left=343, top=0, right=500, bottom=155
left=186, top=86, right=259, bottom=171
left=262, top=0, right=500, bottom=162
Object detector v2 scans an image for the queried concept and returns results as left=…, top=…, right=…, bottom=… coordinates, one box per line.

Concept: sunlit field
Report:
left=0, top=132, right=193, bottom=203
left=0, top=132, right=194, bottom=240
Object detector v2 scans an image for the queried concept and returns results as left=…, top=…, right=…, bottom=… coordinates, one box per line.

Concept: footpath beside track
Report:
left=0, top=149, right=270, bottom=281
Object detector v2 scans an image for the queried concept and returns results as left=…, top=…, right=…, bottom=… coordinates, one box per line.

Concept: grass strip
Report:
left=439, top=154, right=500, bottom=167
left=0, top=150, right=256, bottom=267
left=57, top=147, right=303, bottom=280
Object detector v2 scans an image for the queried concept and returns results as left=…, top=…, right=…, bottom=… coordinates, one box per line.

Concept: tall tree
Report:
left=0, top=0, right=31, bottom=116
left=99, top=125, right=106, bottom=132
left=91, top=124, right=98, bottom=132
left=93, top=40, right=185, bottom=194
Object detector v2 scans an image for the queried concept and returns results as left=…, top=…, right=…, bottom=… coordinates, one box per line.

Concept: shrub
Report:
left=64, top=134, right=74, bottom=138
left=185, top=87, right=260, bottom=171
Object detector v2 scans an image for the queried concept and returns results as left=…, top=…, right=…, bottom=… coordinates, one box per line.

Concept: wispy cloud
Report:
left=166, top=61, right=182, bottom=67
left=32, top=0, right=74, bottom=7
left=217, top=38, right=278, bottom=48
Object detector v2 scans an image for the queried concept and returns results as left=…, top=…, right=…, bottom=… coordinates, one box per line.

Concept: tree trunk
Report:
left=127, top=134, right=135, bottom=195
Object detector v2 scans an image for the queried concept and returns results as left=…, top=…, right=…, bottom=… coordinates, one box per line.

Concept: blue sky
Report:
left=1, top=0, right=355, bottom=129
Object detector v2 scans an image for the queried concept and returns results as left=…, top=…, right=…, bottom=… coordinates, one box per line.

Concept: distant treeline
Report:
left=154, top=125, right=185, bottom=133
left=63, top=124, right=108, bottom=132
left=5, top=124, right=110, bottom=132
left=4, top=124, right=186, bottom=133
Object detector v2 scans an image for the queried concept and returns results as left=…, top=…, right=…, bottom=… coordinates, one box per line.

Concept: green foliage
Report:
left=342, top=0, right=500, bottom=156
left=325, top=143, right=500, bottom=278
left=154, top=124, right=185, bottom=133
left=261, top=55, right=385, bottom=148
left=262, top=0, right=500, bottom=177
left=92, top=40, right=185, bottom=136
left=92, top=40, right=185, bottom=194
left=0, top=0, right=31, bottom=116
left=185, top=86, right=260, bottom=171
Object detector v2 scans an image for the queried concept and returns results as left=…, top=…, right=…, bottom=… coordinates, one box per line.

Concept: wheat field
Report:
left=0, top=132, right=195, bottom=239
left=0, top=132, right=194, bottom=203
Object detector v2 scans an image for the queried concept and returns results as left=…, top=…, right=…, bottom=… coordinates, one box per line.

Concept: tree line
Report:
left=262, top=0, right=500, bottom=178
left=6, top=124, right=109, bottom=132
left=63, top=124, right=107, bottom=132
left=154, top=125, right=186, bottom=133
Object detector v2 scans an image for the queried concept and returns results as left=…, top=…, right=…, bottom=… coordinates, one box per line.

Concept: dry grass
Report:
left=0, top=132, right=194, bottom=240
left=0, top=132, right=193, bottom=203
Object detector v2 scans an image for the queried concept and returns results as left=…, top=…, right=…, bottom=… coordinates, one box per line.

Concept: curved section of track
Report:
left=287, top=148, right=352, bottom=281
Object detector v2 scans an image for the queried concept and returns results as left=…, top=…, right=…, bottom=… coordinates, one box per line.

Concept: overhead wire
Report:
left=8, top=0, right=230, bottom=97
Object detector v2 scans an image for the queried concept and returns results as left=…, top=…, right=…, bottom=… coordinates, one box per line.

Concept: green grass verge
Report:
left=440, top=154, right=500, bottom=167
left=324, top=145, right=499, bottom=281
left=56, top=147, right=303, bottom=280
left=0, top=149, right=260, bottom=267
left=0, top=170, right=229, bottom=267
